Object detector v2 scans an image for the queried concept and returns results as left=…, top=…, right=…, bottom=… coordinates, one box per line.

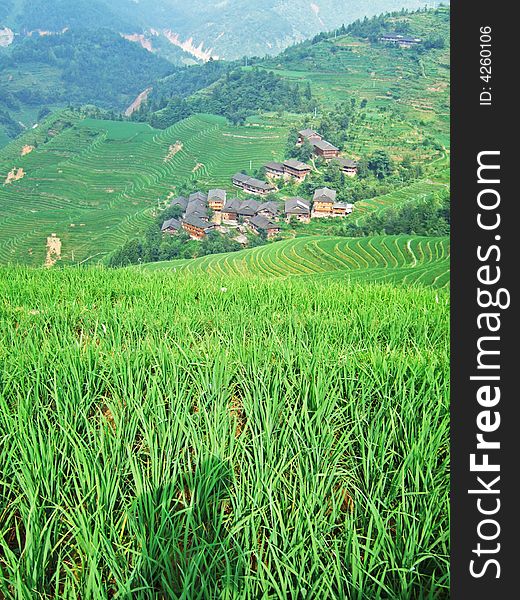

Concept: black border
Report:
left=451, top=2, right=516, bottom=597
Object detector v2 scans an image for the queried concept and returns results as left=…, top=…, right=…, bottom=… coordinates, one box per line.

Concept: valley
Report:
left=0, top=7, right=451, bottom=598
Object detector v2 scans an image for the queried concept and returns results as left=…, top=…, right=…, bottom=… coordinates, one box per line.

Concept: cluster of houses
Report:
left=162, top=186, right=353, bottom=241
left=296, top=129, right=359, bottom=176
left=161, top=127, right=358, bottom=242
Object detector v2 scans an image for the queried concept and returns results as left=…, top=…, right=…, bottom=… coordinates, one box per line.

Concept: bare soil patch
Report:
left=165, top=142, right=183, bottom=162
left=21, top=145, right=35, bottom=157
left=45, top=234, right=62, bottom=268
left=4, top=168, right=25, bottom=185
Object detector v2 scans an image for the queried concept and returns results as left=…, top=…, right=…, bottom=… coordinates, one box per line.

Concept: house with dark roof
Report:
left=238, top=199, right=261, bottom=222
left=232, top=173, right=251, bottom=187
left=249, top=215, right=281, bottom=239
left=332, top=202, right=354, bottom=216
left=222, top=198, right=242, bottom=223
left=161, top=218, right=182, bottom=234
left=186, top=199, right=209, bottom=220
left=312, top=188, right=338, bottom=217
left=170, top=196, right=188, bottom=213
left=332, top=157, right=359, bottom=177
left=264, top=159, right=311, bottom=181
left=312, top=139, right=340, bottom=159
left=285, top=198, right=311, bottom=223
left=182, top=214, right=215, bottom=240
left=189, top=191, right=208, bottom=203
left=298, top=129, right=323, bottom=145
left=283, top=159, right=312, bottom=180
left=232, top=173, right=277, bottom=196
left=208, top=189, right=227, bottom=211
left=257, top=201, right=282, bottom=221
left=264, top=162, right=285, bottom=178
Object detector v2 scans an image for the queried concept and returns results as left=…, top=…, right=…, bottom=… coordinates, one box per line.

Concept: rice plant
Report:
left=0, top=267, right=449, bottom=598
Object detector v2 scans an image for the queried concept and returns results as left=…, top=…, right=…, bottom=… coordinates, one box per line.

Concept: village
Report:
left=162, top=128, right=357, bottom=241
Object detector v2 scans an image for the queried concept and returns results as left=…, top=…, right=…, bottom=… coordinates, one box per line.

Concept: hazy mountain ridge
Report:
left=2, top=0, right=449, bottom=59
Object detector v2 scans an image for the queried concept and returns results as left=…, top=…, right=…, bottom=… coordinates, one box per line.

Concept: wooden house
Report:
left=237, top=199, right=260, bottom=223
left=298, top=128, right=323, bottom=145
left=285, top=198, right=311, bottom=223
left=312, top=188, right=337, bottom=217
left=161, top=218, right=181, bottom=234
left=332, top=202, right=354, bottom=217
left=232, top=173, right=277, bottom=196
left=264, top=162, right=285, bottom=179
left=185, top=198, right=209, bottom=221
left=312, top=139, right=340, bottom=159
left=208, top=188, right=227, bottom=211
left=249, top=215, right=281, bottom=239
left=182, top=215, right=215, bottom=240
left=257, top=201, right=282, bottom=221
left=333, top=157, right=358, bottom=177
left=283, top=159, right=312, bottom=180
left=379, top=33, right=421, bottom=48
left=232, top=173, right=251, bottom=188
left=222, top=199, right=242, bottom=224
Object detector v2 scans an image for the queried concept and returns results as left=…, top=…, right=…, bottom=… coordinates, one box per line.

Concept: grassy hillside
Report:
left=144, top=235, right=450, bottom=288
left=263, top=7, right=450, bottom=149
left=0, top=29, right=177, bottom=145
left=0, top=112, right=288, bottom=266
left=0, top=266, right=449, bottom=598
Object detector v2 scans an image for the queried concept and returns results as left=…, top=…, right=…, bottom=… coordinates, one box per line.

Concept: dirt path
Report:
left=45, top=234, right=62, bottom=268
left=4, top=168, right=25, bottom=185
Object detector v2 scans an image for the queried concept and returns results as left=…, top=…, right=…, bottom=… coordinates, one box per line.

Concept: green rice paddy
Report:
left=0, top=267, right=450, bottom=599
left=145, top=235, right=450, bottom=289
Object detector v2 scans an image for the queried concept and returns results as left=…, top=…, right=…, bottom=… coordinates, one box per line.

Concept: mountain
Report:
left=0, top=7, right=449, bottom=266
left=2, top=1, right=449, bottom=59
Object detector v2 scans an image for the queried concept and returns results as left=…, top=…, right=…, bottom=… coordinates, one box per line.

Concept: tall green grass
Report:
left=0, top=267, right=449, bottom=598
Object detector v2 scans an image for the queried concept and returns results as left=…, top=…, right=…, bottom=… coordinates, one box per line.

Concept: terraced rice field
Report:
left=0, top=113, right=288, bottom=266
left=144, top=235, right=450, bottom=288
left=352, top=176, right=449, bottom=225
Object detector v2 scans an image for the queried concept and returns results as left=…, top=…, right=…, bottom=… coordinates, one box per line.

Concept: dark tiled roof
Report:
left=265, top=162, right=285, bottom=171
left=170, top=196, right=188, bottom=210
left=238, top=199, right=261, bottom=216
left=313, top=187, right=337, bottom=202
left=232, top=173, right=251, bottom=183
left=186, top=199, right=208, bottom=216
left=257, top=201, right=282, bottom=215
left=285, top=198, right=310, bottom=214
left=299, top=128, right=321, bottom=138
left=313, top=139, right=339, bottom=152
left=223, top=199, right=242, bottom=213
left=189, top=191, right=208, bottom=203
left=208, top=188, right=227, bottom=201
left=161, top=218, right=181, bottom=231
left=183, top=215, right=213, bottom=229
left=283, top=159, right=311, bottom=171
left=333, top=157, right=358, bottom=168
left=245, top=178, right=276, bottom=192
left=250, top=215, right=279, bottom=231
